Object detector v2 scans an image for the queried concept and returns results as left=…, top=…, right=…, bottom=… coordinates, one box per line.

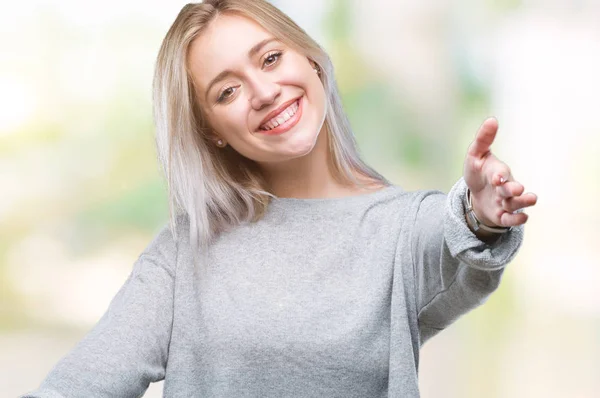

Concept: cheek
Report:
left=313, top=78, right=326, bottom=110
left=305, top=74, right=327, bottom=123
left=279, top=64, right=325, bottom=111
left=211, top=105, right=249, bottom=139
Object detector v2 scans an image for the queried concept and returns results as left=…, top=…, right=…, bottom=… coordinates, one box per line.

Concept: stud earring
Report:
left=217, top=139, right=225, bottom=147
left=310, top=60, right=321, bottom=74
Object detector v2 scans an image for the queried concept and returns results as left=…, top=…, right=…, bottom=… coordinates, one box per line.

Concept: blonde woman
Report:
left=22, top=1, right=537, bottom=397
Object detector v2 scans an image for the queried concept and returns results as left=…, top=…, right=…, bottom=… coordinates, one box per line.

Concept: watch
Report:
left=465, top=188, right=512, bottom=234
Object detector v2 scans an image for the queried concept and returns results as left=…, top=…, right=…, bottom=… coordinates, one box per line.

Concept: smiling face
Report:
left=188, top=13, right=327, bottom=165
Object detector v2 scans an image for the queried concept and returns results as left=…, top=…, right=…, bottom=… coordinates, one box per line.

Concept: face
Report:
left=188, top=14, right=327, bottom=164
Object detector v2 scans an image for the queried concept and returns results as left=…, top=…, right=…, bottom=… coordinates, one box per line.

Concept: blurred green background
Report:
left=2, top=1, right=599, bottom=397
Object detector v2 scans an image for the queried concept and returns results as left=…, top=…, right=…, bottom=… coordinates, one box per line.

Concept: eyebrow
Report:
left=204, top=37, right=279, bottom=101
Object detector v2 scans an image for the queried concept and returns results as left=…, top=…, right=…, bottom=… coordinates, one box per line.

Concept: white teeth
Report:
left=260, top=99, right=299, bottom=130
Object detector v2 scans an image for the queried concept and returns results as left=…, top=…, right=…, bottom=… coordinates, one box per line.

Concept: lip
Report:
left=257, top=96, right=303, bottom=131
left=257, top=96, right=303, bottom=136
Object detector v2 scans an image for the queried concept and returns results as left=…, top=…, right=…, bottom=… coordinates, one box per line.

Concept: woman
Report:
left=22, top=1, right=537, bottom=397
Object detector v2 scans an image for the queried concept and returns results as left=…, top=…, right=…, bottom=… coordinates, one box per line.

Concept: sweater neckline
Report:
left=268, top=184, right=401, bottom=210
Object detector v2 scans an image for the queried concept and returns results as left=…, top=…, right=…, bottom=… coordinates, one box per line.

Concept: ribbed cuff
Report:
left=444, top=176, right=525, bottom=271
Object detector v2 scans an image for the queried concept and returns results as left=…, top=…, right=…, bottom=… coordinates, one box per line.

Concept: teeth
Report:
left=260, top=100, right=299, bottom=130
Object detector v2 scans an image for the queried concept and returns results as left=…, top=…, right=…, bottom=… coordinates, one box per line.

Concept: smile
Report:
left=257, top=97, right=303, bottom=136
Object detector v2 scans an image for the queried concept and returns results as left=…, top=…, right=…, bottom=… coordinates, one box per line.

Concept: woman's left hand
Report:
left=463, top=117, right=538, bottom=229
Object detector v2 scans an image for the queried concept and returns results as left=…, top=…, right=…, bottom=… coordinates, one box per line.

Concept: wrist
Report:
left=465, top=188, right=511, bottom=234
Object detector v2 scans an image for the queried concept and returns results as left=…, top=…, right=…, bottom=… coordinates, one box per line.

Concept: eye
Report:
left=263, top=51, right=283, bottom=68
left=217, top=85, right=237, bottom=103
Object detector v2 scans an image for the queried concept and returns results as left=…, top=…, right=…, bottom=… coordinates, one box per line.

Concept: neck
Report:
left=257, top=128, right=382, bottom=199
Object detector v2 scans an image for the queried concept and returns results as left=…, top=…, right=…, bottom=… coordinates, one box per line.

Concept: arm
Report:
left=412, top=117, right=537, bottom=344
left=20, top=224, right=177, bottom=398
left=411, top=177, right=524, bottom=344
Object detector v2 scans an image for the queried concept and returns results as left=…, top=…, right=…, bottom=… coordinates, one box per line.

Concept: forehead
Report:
left=188, top=14, right=274, bottom=90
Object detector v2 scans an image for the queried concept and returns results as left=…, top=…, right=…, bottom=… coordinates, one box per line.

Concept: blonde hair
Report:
left=152, top=0, right=389, bottom=258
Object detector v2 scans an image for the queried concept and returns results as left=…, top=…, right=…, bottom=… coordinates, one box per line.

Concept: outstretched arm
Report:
left=20, top=225, right=177, bottom=398
left=412, top=117, right=537, bottom=344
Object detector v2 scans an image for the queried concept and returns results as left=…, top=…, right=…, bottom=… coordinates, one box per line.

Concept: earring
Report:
left=216, top=139, right=225, bottom=147
left=310, top=60, right=321, bottom=74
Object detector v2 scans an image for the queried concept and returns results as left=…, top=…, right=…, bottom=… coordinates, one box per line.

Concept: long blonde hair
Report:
left=152, top=0, right=389, bottom=257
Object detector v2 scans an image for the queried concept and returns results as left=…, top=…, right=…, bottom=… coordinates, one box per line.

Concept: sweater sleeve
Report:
left=411, top=176, right=525, bottom=345
left=20, top=224, right=177, bottom=398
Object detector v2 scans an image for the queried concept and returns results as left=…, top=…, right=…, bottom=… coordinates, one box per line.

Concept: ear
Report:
left=203, top=127, right=226, bottom=148
left=311, top=59, right=324, bottom=78
left=308, top=59, right=321, bottom=75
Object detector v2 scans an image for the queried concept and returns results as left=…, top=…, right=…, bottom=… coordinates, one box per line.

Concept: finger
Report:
left=498, top=210, right=529, bottom=227
left=467, top=117, right=499, bottom=159
left=496, top=181, right=524, bottom=198
left=502, top=193, right=538, bottom=213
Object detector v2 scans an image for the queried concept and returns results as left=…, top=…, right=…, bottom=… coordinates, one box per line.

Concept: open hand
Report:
left=463, top=117, right=538, bottom=228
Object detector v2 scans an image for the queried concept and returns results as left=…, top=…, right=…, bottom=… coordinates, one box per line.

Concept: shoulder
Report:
left=379, top=183, right=446, bottom=217
left=137, top=214, right=190, bottom=268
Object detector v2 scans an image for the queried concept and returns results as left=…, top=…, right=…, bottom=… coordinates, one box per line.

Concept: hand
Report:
left=463, top=117, right=538, bottom=229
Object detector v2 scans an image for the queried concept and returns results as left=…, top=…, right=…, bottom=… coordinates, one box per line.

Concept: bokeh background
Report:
left=2, top=0, right=599, bottom=396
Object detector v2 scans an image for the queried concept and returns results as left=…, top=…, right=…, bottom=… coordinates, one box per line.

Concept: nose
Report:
left=248, top=73, right=281, bottom=111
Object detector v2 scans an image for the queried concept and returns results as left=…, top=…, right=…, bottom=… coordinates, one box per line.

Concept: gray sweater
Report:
left=22, top=176, right=524, bottom=398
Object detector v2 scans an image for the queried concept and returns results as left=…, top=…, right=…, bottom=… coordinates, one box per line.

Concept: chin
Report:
left=281, top=127, right=322, bottom=156
left=251, top=134, right=318, bottom=163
